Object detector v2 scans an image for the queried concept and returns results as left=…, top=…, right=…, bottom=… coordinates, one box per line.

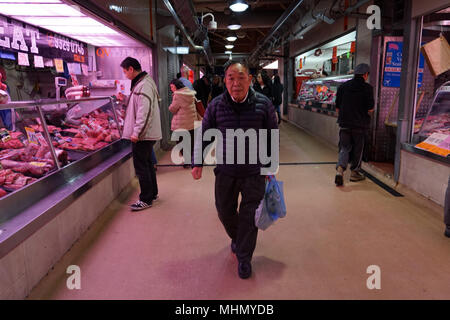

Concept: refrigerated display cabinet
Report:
left=0, top=96, right=126, bottom=201
left=415, top=82, right=450, bottom=141
left=296, top=74, right=353, bottom=112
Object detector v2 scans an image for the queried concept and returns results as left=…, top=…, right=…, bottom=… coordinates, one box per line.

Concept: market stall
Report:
left=289, top=31, right=356, bottom=146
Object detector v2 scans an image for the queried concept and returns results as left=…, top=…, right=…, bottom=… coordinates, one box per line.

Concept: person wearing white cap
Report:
left=334, top=63, right=374, bottom=186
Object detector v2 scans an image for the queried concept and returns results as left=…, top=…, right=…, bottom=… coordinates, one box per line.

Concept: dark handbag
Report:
left=195, top=99, right=205, bottom=117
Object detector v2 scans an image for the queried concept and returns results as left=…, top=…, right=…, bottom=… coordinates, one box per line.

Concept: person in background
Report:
left=193, top=75, right=211, bottom=109
left=334, top=63, right=374, bottom=187
left=151, top=149, right=158, bottom=171
left=169, top=79, right=198, bottom=168
left=253, top=72, right=273, bottom=102
left=179, top=65, right=194, bottom=90
left=272, top=75, right=284, bottom=125
left=176, top=72, right=181, bottom=79
left=119, top=57, right=162, bottom=211
left=444, top=176, right=450, bottom=238
left=191, top=61, right=278, bottom=279
left=0, top=67, right=12, bottom=130
left=210, top=74, right=224, bottom=101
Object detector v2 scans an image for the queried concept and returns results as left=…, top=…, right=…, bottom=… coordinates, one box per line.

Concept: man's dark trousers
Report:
left=132, top=140, right=158, bottom=204
left=337, top=128, right=366, bottom=171
left=444, top=176, right=450, bottom=228
left=215, top=171, right=265, bottom=263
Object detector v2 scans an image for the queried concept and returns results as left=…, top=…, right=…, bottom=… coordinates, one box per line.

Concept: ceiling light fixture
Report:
left=225, top=50, right=232, bottom=54
left=225, top=44, right=234, bottom=49
left=225, top=33, right=237, bottom=42
left=227, top=16, right=241, bottom=30
left=229, top=0, right=248, bottom=13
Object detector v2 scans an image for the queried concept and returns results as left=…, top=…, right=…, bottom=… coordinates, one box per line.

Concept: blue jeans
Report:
left=274, top=104, right=281, bottom=124
left=151, top=149, right=157, bottom=165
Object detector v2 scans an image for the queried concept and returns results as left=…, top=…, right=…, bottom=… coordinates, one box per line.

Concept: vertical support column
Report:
left=284, top=40, right=292, bottom=116
left=394, top=0, right=421, bottom=182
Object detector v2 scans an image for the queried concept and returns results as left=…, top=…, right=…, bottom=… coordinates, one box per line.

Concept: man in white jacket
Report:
left=119, top=57, right=162, bottom=211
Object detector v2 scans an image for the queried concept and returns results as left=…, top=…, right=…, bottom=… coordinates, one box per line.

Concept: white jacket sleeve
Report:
left=132, top=90, right=152, bottom=139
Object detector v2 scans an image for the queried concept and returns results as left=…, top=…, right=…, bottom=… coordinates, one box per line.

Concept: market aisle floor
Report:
left=28, top=122, right=450, bottom=300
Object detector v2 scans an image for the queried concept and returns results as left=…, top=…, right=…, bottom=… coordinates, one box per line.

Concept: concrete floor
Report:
left=27, top=122, right=450, bottom=300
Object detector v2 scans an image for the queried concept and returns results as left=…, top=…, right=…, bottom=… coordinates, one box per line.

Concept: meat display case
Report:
left=0, top=96, right=126, bottom=201
left=296, top=74, right=353, bottom=113
left=414, top=82, right=450, bottom=142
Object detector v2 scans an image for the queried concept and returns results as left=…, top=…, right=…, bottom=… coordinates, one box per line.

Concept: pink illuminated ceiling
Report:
left=0, top=0, right=143, bottom=47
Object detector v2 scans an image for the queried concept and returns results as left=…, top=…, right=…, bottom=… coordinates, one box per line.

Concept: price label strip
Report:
left=415, top=133, right=450, bottom=157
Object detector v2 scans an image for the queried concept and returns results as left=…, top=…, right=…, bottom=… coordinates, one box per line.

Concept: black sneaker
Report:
left=130, top=200, right=152, bottom=211
left=335, top=173, right=343, bottom=186
left=231, top=240, right=237, bottom=254
left=153, top=195, right=159, bottom=202
left=445, top=227, right=450, bottom=238
left=335, top=166, right=344, bottom=186
left=238, top=261, right=252, bottom=279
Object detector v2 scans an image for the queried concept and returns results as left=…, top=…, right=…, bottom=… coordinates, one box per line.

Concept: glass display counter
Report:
left=0, top=96, right=125, bottom=200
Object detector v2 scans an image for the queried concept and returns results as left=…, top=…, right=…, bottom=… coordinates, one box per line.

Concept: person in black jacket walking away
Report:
left=191, top=62, right=278, bottom=279
left=335, top=63, right=374, bottom=186
left=193, top=75, right=211, bottom=109
left=272, top=75, right=284, bottom=124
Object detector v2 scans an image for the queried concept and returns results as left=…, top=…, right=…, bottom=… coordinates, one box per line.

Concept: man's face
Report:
left=225, top=64, right=252, bottom=102
left=122, top=67, right=135, bottom=80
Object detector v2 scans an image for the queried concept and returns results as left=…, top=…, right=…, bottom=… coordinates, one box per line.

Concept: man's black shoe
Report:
left=231, top=240, right=237, bottom=254
left=335, top=174, right=343, bottom=186
left=238, top=261, right=252, bottom=279
left=445, top=227, right=450, bottom=238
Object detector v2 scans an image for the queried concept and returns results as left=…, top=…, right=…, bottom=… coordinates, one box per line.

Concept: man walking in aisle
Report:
left=179, top=65, right=194, bottom=90
left=335, top=63, right=374, bottom=186
left=119, top=57, right=162, bottom=211
left=191, top=61, right=278, bottom=279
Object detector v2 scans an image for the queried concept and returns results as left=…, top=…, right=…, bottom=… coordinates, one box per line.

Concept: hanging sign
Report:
left=332, top=46, right=338, bottom=64
left=54, top=59, right=64, bottom=73
left=350, top=41, right=356, bottom=53
left=34, top=55, right=44, bottom=68
left=383, top=41, right=425, bottom=87
left=17, top=52, right=29, bottom=66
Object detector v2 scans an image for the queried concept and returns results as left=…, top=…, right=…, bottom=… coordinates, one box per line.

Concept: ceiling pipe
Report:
left=247, top=0, right=306, bottom=64
left=162, top=0, right=213, bottom=66
left=252, top=0, right=372, bottom=65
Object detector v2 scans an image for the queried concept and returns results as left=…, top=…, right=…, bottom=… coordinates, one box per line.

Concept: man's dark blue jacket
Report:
left=193, top=87, right=278, bottom=177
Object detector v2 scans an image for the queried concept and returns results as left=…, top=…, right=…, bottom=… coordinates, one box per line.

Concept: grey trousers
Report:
left=337, top=128, right=366, bottom=172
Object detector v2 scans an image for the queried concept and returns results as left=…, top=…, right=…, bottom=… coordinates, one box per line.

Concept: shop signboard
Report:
left=0, top=14, right=88, bottom=64
left=383, top=41, right=425, bottom=87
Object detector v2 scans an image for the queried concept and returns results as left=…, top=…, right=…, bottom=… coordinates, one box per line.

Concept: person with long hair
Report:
left=272, top=75, right=284, bottom=124
left=253, top=72, right=273, bottom=102
left=169, top=79, right=199, bottom=168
